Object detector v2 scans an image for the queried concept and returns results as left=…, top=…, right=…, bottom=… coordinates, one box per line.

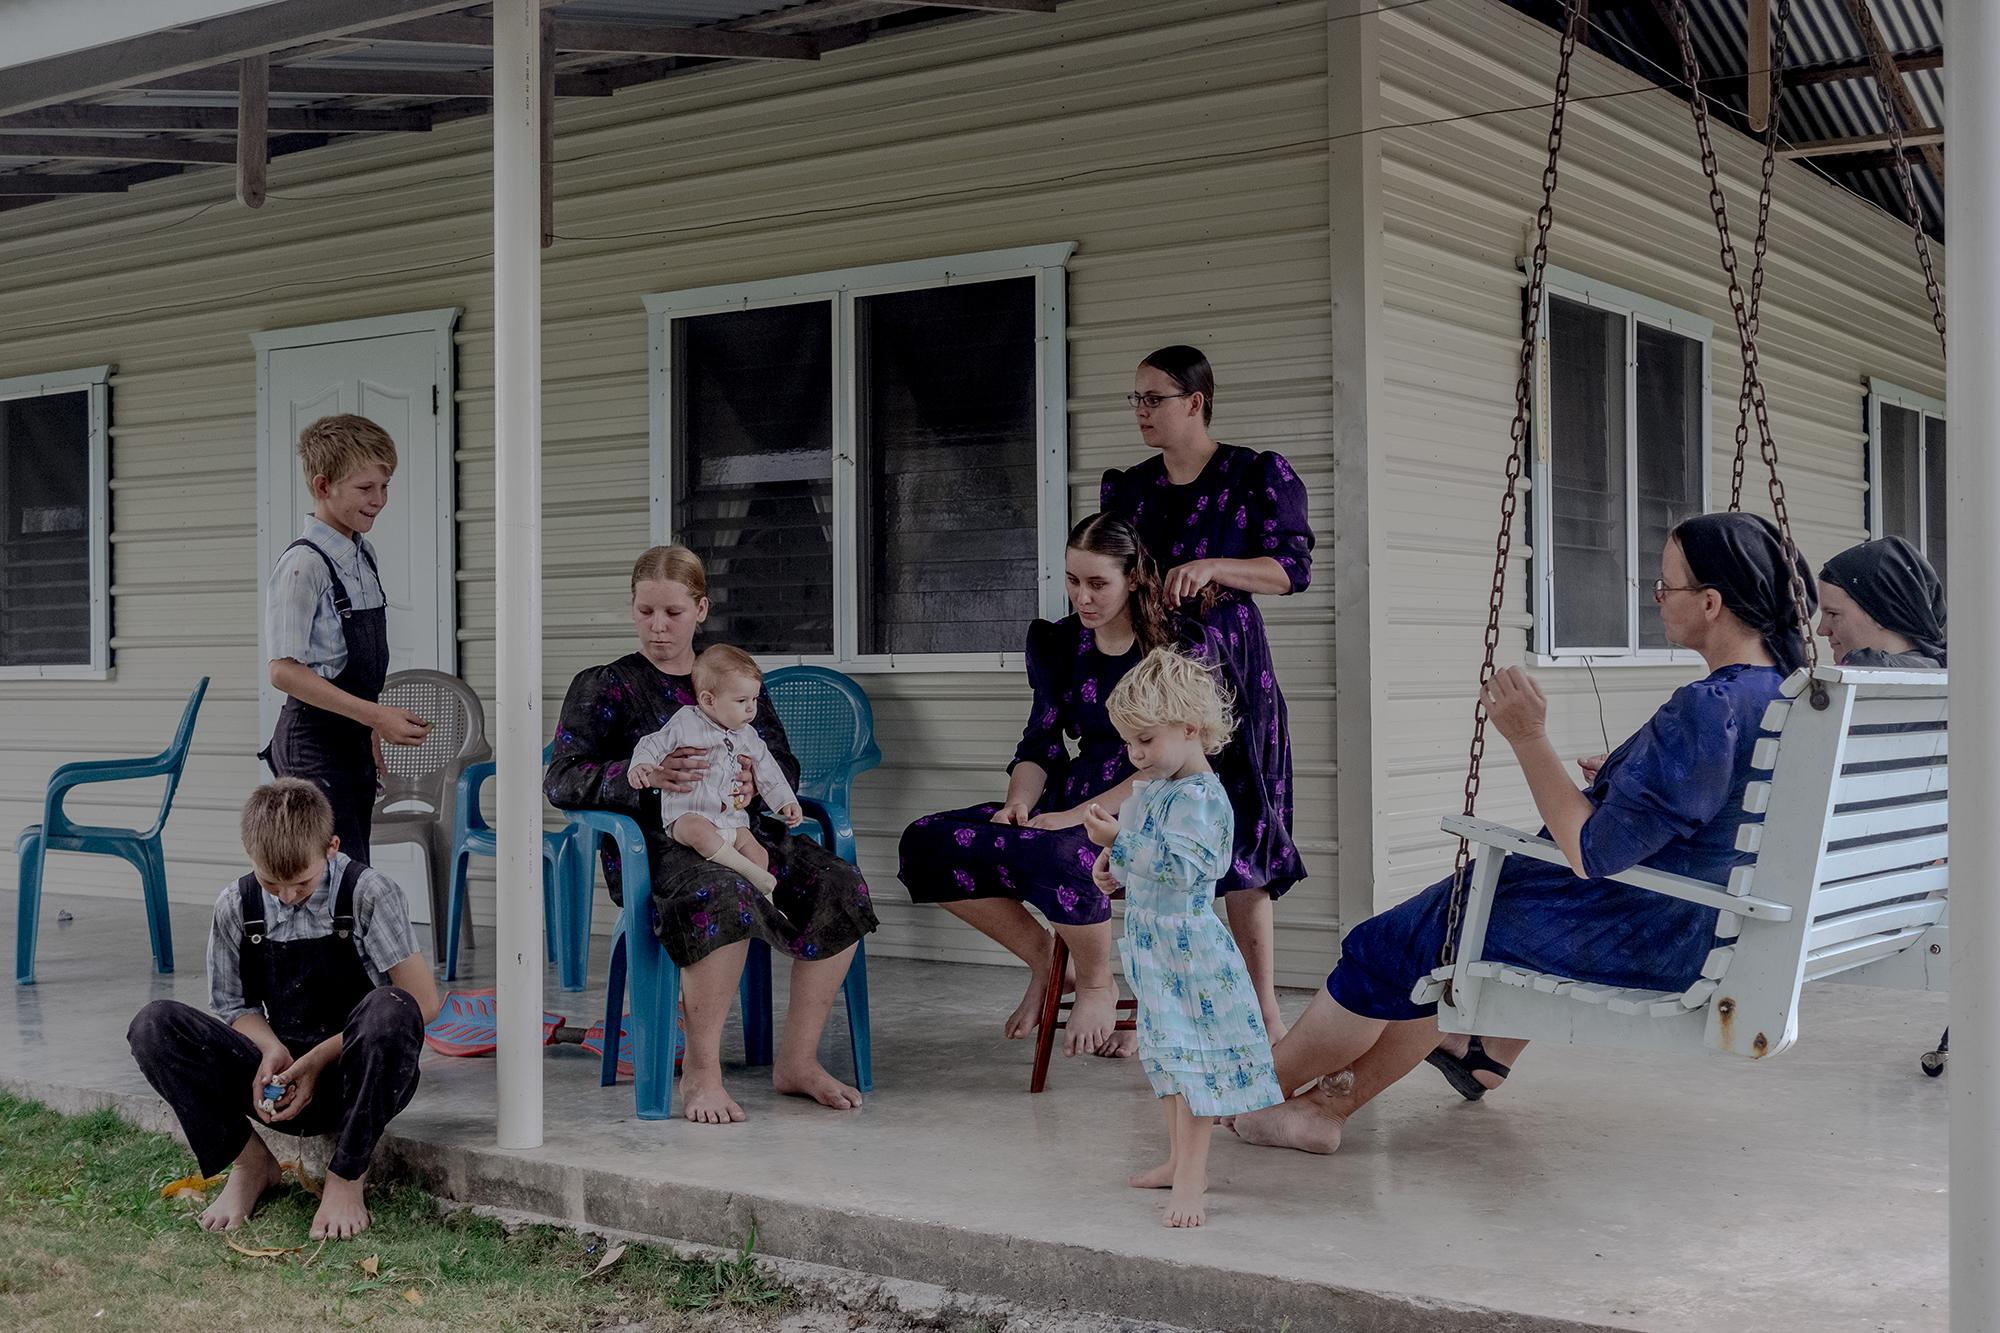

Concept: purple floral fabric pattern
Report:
left=899, top=617, right=1140, bottom=927
left=545, top=650, right=876, bottom=968
left=1102, top=444, right=1312, bottom=899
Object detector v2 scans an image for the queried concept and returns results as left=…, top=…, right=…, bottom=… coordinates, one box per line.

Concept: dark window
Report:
left=855, top=278, right=1038, bottom=656
left=1923, top=416, right=1947, bottom=585
left=1547, top=296, right=1629, bottom=651
left=0, top=392, right=93, bottom=668
left=1634, top=324, right=1705, bottom=649
left=671, top=302, right=834, bottom=655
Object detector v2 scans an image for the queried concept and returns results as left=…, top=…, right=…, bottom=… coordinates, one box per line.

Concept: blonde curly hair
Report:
left=1106, top=647, right=1235, bottom=755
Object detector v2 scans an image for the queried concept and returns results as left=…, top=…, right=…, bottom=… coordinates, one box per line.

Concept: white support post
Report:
left=492, top=0, right=544, bottom=1151
left=1947, top=9, right=1993, bottom=1330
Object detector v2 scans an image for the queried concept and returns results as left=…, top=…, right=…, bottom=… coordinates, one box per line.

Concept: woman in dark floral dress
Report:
left=1101, top=345, right=1314, bottom=1041
left=899, top=515, right=1182, bottom=1058
left=545, top=546, right=877, bottom=1125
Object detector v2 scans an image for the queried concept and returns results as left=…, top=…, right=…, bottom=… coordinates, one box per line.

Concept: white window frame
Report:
left=644, top=243, right=1075, bottom=674
left=1529, top=267, right=1713, bottom=668
left=0, top=363, right=113, bottom=680
left=1864, top=376, right=1945, bottom=550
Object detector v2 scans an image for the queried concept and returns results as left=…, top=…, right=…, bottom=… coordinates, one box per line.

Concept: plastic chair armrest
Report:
left=454, top=760, right=498, bottom=844
left=795, top=796, right=836, bottom=851
left=43, top=752, right=184, bottom=837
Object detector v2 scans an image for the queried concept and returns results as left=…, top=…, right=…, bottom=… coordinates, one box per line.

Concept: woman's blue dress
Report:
left=1113, top=774, right=1283, bottom=1117
left=1102, top=443, right=1313, bottom=899
left=1329, top=664, right=1785, bottom=1020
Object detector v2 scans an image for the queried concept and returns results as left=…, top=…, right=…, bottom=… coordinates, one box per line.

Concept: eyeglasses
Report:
left=1126, top=392, right=1191, bottom=412
left=1652, top=580, right=1710, bottom=603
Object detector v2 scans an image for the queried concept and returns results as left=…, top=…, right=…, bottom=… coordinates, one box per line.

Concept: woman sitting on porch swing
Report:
left=544, top=545, right=878, bottom=1125
left=1232, top=512, right=1814, bottom=1154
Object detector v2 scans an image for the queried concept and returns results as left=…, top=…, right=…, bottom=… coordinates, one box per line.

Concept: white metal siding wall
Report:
left=1369, top=2, right=1947, bottom=908
left=0, top=0, right=1341, bottom=985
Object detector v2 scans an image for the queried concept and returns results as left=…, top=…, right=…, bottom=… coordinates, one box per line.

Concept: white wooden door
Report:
left=257, top=328, right=455, bottom=744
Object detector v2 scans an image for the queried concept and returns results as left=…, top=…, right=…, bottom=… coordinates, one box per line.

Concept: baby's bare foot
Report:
left=1162, top=1183, right=1207, bottom=1228
left=1127, top=1160, right=1176, bottom=1189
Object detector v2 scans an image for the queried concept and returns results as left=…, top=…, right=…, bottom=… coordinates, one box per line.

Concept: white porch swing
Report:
left=1420, top=0, right=1950, bottom=1060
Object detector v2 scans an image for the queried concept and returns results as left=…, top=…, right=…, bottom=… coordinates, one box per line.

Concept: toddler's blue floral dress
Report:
left=1112, top=773, right=1283, bottom=1117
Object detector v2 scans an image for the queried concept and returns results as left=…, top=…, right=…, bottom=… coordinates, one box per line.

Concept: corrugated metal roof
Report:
left=1508, top=0, right=1945, bottom=238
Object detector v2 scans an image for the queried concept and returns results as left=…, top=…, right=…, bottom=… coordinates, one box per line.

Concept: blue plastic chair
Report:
left=764, top=666, right=882, bottom=865
left=16, top=677, right=208, bottom=985
left=442, top=741, right=574, bottom=984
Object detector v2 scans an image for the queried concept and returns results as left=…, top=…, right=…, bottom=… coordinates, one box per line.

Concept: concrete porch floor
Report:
left=2, top=888, right=1948, bottom=1333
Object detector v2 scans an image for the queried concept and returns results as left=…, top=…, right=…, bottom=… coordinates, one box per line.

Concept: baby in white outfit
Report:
left=628, top=644, right=803, bottom=896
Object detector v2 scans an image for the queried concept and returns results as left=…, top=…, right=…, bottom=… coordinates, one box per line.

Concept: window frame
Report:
left=0, top=363, right=113, bottom=681
left=1864, top=376, right=1946, bottom=553
left=1529, top=267, right=1713, bottom=669
left=644, top=244, right=1074, bottom=674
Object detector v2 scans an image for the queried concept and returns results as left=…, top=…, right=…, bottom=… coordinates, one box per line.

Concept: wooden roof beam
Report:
left=0, top=173, right=132, bottom=194
left=0, top=0, right=500, bottom=116
left=378, top=14, right=820, bottom=61
left=1844, top=0, right=1945, bottom=186
left=236, top=55, right=268, bottom=208
left=138, top=68, right=610, bottom=98
left=0, top=134, right=237, bottom=164
left=1777, top=127, right=1943, bottom=159
left=1789, top=48, right=1942, bottom=87
left=0, top=105, right=432, bottom=133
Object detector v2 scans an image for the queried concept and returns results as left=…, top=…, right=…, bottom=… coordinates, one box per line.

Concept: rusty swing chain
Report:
left=1436, top=3, right=1588, bottom=999
left=1667, top=0, right=1821, bottom=700
left=1729, top=0, right=1793, bottom=512
left=1852, top=2, right=1947, bottom=363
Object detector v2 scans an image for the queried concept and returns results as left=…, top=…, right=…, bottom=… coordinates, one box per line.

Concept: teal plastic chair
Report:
left=764, top=666, right=881, bottom=865
left=16, top=677, right=209, bottom=984
left=442, top=741, right=574, bottom=983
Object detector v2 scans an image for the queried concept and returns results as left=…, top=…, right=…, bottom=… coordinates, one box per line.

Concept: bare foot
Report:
left=682, top=1076, right=748, bottom=1125
left=1065, top=985, right=1117, bottom=1057
left=1096, top=1027, right=1139, bottom=1059
left=1230, top=1078, right=1347, bottom=1155
left=1163, top=1182, right=1207, bottom=1227
left=200, top=1140, right=282, bottom=1232
left=309, top=1170, right=371, bottom=1241
left=773, top=1059, right=863, bottom=1110
left=1003, top=932, right=1057, bottom=1040
left=1127, top=1160, right=1176, bottom=1189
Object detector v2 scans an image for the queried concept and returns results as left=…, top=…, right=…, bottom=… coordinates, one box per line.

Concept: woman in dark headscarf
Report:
left=1818, top=535, right=1946, bottom=668
left=1230, top=514, right=1815, bottom=1154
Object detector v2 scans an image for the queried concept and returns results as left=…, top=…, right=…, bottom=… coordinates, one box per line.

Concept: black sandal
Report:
left=1426, top=1036, right=1511, bottom=1102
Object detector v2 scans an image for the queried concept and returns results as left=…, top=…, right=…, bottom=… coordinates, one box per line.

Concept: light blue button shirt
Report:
left=265, top=515, right=386, bottom=679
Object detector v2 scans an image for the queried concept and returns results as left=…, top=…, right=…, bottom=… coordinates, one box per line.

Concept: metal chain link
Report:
left=1668, top=0, right=1820, bottom=700
left=1437, top=3, right=1588, bottom=996
left=1731, top=0, right=1792, bottom=512
left=1854, top=4, right=1947, bottom=363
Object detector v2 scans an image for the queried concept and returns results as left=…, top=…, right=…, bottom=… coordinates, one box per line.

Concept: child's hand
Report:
left=375, top=705, right=431, bottom=747
left=1091, top=847, right=1118, bottom=895
left=778, top=802, right=804, bottom=828
left=251, top=1047, right=295, bottom=1123
left=1082, top=801, right=1119, bottom=848
left=628, top=762, right=660, bottom=790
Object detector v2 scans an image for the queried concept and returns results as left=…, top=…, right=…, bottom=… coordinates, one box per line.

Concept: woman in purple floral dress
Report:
left=545, top=546, right=877, bottom=1126
left=900, top=515, right=1182, bottom=1058
left=1100, top=346, right=1314, bottom=1041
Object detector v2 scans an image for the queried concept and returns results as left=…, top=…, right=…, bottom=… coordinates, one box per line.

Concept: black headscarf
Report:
left=1819, top=536, right=1947, bottom=667
left=1671, top=513, right=1818, bottom=675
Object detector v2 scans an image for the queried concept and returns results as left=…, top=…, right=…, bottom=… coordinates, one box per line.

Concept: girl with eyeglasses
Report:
left=1101, top=345, right=1314, bottom=1044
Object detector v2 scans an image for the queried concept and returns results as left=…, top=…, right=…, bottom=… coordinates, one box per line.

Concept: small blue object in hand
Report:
left=262, top=1081, right=285, bottom=1102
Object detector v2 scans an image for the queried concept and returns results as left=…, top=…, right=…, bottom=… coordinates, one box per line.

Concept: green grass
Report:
left=0, top=1093, right=788, bottom=1332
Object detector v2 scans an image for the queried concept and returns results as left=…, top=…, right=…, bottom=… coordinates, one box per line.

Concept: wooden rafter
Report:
left=1790, top=48, right=1941, bottom=87
left=0, top=174, right=132, bottom=195
left=1748, top=0, right=1770, bottom=132
left=1777, top=127, right=1943, bottom=159
left=0, top=105, right=433, bottom=133
left=0, top=0, right=499, bottom=117
left=1843, top=0, right=1944, bottom=186
left=139, top=67, right=610, bottom=98
left=0, top=134, right=237, bottom=164
left=377, top=14, right=820, bottom=61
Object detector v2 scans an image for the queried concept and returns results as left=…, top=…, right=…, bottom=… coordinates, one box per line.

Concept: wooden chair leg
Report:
left=1029, top=931, right=1069, bottom=1093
